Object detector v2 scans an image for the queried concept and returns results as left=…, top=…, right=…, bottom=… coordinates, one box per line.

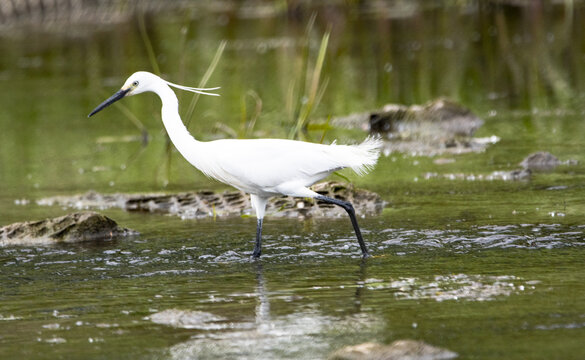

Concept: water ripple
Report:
left=378, top=224, right=585, bottom=251
left=364, top=274, right=538, bottom=302
left=1, top=224, right=583, bottom=272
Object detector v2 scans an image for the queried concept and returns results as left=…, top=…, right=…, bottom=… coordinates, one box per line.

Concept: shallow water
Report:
left=2, top=212, right=585, bottom=359
left=2, top=2, right=585, bottom=359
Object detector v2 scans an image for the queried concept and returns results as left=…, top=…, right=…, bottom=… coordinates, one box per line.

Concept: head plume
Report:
left=164, top=80, right=220, bottom=96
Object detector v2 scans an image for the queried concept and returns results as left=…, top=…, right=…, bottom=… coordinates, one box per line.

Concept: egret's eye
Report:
left=132, top=81, right=139, bottom=87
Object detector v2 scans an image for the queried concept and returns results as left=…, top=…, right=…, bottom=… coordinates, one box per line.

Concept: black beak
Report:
left=88, top=88, right=131, bottom=117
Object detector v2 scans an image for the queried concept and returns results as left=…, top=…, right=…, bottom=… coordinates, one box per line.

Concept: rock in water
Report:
left=329, top=340, right=458, bottom=360
left=149, top=309, right=226, bottom=330
left=0, top=211, right=136, bottom=246
left=269, top=181, right=386, bottom=219
left=369, top=98, right=483, bottom=140
left=331, top=98, right=493, bottom=156
left=35, top=181, right=386, bottom=220
left=520, top=152, right=561, bottom=172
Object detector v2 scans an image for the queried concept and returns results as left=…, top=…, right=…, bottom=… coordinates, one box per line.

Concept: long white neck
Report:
left=154, top=83, right=206, bottom=170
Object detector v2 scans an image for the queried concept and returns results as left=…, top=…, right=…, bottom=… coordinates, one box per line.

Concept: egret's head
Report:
left=88, top=71, right=219, bottom=118
left=121, top=71, right=160, bottom=96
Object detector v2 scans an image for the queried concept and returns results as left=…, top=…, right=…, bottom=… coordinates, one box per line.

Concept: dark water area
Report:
left=1, top=1, right=585, bottom=359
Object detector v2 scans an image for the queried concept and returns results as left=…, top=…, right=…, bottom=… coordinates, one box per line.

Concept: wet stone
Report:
left=0, top=211, right=136, bottom=246
left=329, top=340, right=458, bottom=360
left=369, top=98, right=483, bottom=139
left=520, top=151, right=561, bottom=172
left=35, top=181, right=386, bottom=220
left=269, top=182, right=386, bottom=219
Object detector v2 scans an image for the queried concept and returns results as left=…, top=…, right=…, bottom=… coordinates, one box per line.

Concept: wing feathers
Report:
left=202, top=136, right=382, bottom=192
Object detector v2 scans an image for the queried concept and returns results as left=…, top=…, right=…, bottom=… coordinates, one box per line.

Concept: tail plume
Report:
left=350, top=135, right=383, bottom=176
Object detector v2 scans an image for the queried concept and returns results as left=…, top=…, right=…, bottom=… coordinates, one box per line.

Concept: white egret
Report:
left=89, top=71, right=382, bottom=258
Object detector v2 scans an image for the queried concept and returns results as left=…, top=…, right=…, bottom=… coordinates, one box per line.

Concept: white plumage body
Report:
left=152, top=72, right=382, bottom=201
left=180, top=137, right=381, bottom=197
left=89, top=71, right=382, bottom=258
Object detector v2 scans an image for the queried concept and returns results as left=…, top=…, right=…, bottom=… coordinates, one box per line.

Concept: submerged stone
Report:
left=0, top=211, right=136, bottom=246
left=329, top=340, right=458, bottom=360
left=423, top=150, right=579, bottom=182
left=423, top=169, right=531, bottom=182
left=367, top=274, right=531, bottom=302
left=35, top=181, right=386, bottom=220
left=149, top=309, right=227, bottom=330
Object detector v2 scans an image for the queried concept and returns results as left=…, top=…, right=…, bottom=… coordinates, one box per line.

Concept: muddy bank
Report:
left=35, top=181, right=386, bottom=220
left=0, top=211, right=136, bottom=246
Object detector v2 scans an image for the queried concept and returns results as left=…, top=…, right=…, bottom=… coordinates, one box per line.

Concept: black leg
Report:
left=316, top=195, right=370, bottom=258
left=252, top=218, right=263, bottom=258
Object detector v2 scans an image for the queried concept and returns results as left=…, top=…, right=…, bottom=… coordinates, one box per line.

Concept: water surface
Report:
left=1, top=2, right=585, bottom=359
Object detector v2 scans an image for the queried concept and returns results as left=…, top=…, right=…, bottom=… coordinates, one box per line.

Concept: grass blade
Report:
left=185, top=40, right=227, bottom=127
